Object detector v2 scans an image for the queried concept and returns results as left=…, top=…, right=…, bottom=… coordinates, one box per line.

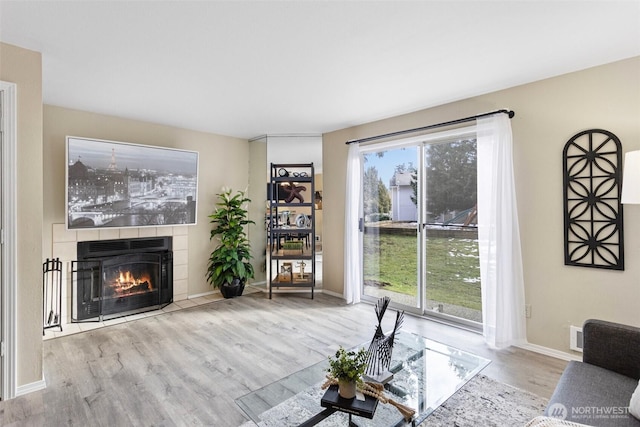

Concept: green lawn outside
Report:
left=363, top=231, right=481, bottom=311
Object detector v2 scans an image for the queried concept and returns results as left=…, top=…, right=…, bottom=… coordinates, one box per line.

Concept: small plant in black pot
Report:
left=206, top=188, right=255, bottom=298
left=327, top=346, right=368, bottom=399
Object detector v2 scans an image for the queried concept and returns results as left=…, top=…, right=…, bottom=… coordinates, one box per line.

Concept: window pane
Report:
left=362, top=147, right=420, bottom=308
left=424, top=139, right=481, bottom=323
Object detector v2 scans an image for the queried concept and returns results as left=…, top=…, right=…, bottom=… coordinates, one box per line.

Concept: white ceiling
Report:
left=1, top=1, right=639, bottom=139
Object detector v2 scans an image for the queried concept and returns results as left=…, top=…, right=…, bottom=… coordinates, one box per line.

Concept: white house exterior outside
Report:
left=390, top=171, right=417, bottom=221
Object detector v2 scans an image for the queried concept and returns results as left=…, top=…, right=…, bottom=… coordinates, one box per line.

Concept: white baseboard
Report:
left=320, top=289, right=344, bottom=299
left=246, top=285, right=342, bottom=299
left=188, top=289, right=218, bottom=299
left=16, top=377, right=46, bottom=397
left=516, top=342, right=582, bottom=362
left=189, top=283, right=268, bottom=299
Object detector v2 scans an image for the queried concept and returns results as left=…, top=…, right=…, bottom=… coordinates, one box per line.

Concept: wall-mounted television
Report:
left=66, top=136, right=199, bottom=230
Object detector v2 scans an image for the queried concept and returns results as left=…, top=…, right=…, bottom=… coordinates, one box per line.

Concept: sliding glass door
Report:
left=422, top=137, right=481, bottom=325
left=362, top=146, right=421, bottom=309
left=360, top=129, right=482, bottom=327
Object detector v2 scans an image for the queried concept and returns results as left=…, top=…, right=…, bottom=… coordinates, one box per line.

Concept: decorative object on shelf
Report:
left=280, top=262, right=292, bottom=281
left=267, top=183, right=289, bottom=201
left=563, top=129, right=624, bottom=270
left=206, top=188, right=255, bottom=298
left=295, top=213, right=306, bottom=228
left=315, top=190, right=323, bottom=210
left=364, top=297, right=404, bottom=384
left=296, top=261, right=306, bottom=278
left=278, top=167, right=289, bottom=177
left=282, top=183, right=307, bottom=203
left=279, top=210, right=290, bottom=226
left=327, top=346, right=368, bottom=399
left=282, top=241, right=303, bottom=255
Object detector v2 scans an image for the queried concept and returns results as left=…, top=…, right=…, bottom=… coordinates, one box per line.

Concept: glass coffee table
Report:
left=236, top=332, right=490, bottom=426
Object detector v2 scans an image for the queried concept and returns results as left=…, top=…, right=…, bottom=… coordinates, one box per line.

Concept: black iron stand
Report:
left=43, top=258, right=63, bottom=334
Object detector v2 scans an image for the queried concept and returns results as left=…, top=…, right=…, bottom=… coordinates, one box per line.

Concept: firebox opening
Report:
left=106, top=264, right=156, bottom=298
left=73, top=236, right=173, bottom=322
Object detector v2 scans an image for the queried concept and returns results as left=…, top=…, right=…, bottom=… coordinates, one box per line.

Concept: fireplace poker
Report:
left=45, top=259, right=54, bottom=325
left=52, top=263, right=59, bottom=325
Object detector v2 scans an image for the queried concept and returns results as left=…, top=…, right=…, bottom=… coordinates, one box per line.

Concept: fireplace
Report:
left=72, top=236, right=173, bottom=321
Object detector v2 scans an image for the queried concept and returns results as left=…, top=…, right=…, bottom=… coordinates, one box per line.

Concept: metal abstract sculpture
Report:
left=364, top=297, right=404, bottom=384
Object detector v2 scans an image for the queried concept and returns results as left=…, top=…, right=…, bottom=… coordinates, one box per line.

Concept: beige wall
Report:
left=43, top=105, right=250, bottom=299
left=0, top=42, right=44, bottom=388
left=323, top=56, right=640, bottom=354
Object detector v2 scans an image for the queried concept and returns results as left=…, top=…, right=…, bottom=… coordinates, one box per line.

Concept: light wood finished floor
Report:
left=0, top=293, right=567, bottom=426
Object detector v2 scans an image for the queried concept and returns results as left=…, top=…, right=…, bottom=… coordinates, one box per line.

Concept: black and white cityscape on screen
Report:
left=66, top=137, right=198, bottom=229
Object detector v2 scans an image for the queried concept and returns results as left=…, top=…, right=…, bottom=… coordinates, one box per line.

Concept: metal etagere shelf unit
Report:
left=268, top=163, right=315, bottom=299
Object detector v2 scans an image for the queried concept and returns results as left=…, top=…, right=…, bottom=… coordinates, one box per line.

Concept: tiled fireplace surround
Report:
left=45, top=223, right=215, bottom=339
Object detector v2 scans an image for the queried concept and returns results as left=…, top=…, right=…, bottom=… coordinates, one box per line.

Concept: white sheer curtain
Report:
left=344, top=143, right=363, bottom=304
left=477, top=114, right=527, bottom=349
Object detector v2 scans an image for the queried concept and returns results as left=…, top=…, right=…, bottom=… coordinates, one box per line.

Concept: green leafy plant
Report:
left=206, top=188, right=255, bottom=288
left=282, top=241, right=303, bottom=250
left=327, top=347, right=368, bottom=384
left=282, top=241, right=303, bottom=254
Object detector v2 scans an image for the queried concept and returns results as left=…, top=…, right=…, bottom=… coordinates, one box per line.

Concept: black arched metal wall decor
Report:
left=563, top=129, right=624, bottom=270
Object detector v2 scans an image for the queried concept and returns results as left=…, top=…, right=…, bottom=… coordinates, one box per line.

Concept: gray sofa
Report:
left=545, top=319, right=640, bottom=426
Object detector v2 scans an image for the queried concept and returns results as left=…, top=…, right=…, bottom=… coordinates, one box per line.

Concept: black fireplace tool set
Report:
left=43, top=258, right=63, bottom=334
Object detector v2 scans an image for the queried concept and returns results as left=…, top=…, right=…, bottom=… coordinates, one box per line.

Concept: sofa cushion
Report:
left=546, top=361, right=640, bottom=426
left=583, top=320, right=640, bottom=380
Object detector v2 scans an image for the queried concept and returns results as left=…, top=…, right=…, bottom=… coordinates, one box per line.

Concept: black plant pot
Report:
left=220, top=279, right=241, bottom=298
left=237, top=280, right=246, bottom=296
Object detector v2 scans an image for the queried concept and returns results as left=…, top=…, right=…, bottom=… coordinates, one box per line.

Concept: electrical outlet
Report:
left=525, top=304, right=532, bottom=318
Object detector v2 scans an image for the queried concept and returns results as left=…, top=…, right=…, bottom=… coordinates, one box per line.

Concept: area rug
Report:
left=419, top=375, right=547, bottom=426
left=238, top=374, right=548, bottom=427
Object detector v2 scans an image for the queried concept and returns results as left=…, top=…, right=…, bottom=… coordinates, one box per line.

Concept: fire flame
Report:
left=108, top=270, right=153, bottom=297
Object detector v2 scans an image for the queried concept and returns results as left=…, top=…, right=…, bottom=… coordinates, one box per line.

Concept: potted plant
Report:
left=327, top=346, right=368, bottom=399
left=206, top=188, right=255, bottom=298
left=282, top=240, right=303, bottom=255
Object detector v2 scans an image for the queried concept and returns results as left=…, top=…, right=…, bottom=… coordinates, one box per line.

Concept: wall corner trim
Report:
left=1, top=80, right=18, bottom=400
left=16, top=377, right=46, bottom=397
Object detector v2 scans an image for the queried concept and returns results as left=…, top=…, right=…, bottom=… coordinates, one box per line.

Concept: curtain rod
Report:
left=345, top=109, right=515, bottom=145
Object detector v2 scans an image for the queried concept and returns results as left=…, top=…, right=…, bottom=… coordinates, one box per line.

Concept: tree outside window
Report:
left=410, top=139, right=477, bottom=222
left=363, top=166, right=391, bottom=221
